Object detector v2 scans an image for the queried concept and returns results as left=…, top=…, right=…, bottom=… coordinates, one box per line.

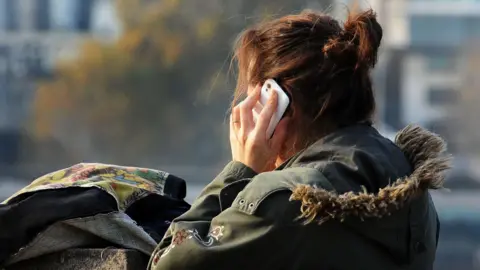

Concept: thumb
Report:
left=270, top=117, right=290, bottom=152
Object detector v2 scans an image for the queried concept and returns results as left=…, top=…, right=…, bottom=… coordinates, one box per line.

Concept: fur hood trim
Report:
left=289, top=125, right=451, bottom=224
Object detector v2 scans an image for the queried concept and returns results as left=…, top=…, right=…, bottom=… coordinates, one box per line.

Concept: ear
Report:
left=275, top=117, right=297, bottom=163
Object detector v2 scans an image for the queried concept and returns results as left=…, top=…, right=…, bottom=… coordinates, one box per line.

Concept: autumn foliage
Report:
left=32, top=0, right=328, bottom=166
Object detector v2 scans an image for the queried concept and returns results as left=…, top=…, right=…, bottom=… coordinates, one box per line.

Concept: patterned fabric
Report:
left=2, top=163, right=171, bottom=211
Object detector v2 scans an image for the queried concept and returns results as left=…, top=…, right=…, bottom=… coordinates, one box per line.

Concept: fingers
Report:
left=230, top=107, right=240, bottom=139
left=248, top=84, right=262, bottom=100
left=229, top=114, right=235, bottom=137
left=239, top=85, right=261, bottom=132
left=255, top=90, right=278, bottom=136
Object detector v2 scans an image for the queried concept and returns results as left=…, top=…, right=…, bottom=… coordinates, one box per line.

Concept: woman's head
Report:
left=233, top=9, right=382, bottom=152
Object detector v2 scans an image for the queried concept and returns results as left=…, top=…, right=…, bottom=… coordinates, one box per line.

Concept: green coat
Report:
left=149, top=124, right=448, bottom=270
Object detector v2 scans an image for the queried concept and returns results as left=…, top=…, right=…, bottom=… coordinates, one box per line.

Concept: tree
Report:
left=32, top=0, right=332, bottom=167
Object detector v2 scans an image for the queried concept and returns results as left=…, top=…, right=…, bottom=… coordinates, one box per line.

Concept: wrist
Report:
left=225, top=161, right=259, bottom=179
left=241, top=159, right=275, bottom=174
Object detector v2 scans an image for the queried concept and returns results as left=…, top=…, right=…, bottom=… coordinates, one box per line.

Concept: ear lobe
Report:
left=277, top=116, right=292, bottom=135
left=272, top=117, right=293, bottom=156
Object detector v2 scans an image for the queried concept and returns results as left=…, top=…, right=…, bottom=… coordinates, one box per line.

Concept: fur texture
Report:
left=289, top=125, right=451, bottom=224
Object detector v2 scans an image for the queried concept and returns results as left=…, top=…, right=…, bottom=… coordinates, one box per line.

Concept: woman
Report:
left=149, top=9, right=449, bottom=270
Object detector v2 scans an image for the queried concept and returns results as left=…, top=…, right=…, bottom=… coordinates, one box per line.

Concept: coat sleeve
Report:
left=149, top=167, right=319, bottom=270
left=178, top=161, right=258, bottom=221
left=148, top=161, right=258, bottom=268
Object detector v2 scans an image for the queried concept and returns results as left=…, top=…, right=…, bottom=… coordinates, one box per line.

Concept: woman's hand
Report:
left=230, top=85, right=289, bottom=173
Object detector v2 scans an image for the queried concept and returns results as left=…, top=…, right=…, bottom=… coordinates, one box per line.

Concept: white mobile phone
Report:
left=252, top=79, right=290, bottom=138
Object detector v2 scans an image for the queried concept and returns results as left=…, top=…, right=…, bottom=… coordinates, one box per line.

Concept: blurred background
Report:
left=0, top=0, right=478, bottom=268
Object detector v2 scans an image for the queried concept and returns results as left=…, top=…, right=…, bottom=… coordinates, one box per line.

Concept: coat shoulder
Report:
left=230, top=167, right=333, bottom=218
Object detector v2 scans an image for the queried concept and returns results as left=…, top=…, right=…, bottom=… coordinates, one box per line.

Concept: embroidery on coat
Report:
left=152, top=253, right=161, bottom=266
left=173, top=229, right=192, bottom=245
left=160, top=226, right=225, bottom=258
left=209, top=225, right=224, bottom=241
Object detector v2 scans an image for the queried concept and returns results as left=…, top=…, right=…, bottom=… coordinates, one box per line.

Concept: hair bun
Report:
left=323, top=9, right=383, bottom=69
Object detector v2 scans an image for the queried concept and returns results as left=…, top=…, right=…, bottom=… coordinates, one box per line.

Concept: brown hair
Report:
left=233, top=9, right=383, bottom=146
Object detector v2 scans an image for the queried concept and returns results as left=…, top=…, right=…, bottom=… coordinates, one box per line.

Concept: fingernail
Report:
left=270, top=91, right=278, bottom=102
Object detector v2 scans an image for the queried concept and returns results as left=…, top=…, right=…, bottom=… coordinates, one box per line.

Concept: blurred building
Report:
left=0, top=0, right=120, bottom=165
left=376, top=0, right=480, bottom=148
left=332, top=0, right=480, bottom=154
left=401, top=0, right=480, bottom=138
left=331, top=0, right=409, bottom=135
